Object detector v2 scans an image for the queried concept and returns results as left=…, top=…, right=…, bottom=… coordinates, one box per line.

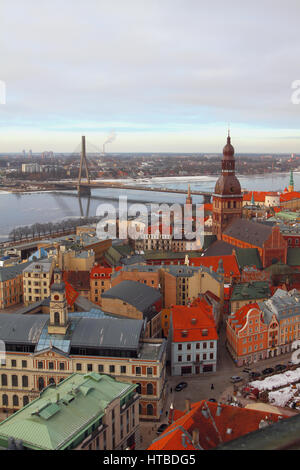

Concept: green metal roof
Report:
left=231, top=281, right=271, bottom=302
left=234, top=247, right=263, bottom=270
left=287, top=247, right=300, bottom=266
left=0, top=373, right=137, bottom=450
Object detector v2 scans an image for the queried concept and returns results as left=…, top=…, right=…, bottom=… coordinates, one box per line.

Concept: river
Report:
left=0, top=171, right=296, bottom=241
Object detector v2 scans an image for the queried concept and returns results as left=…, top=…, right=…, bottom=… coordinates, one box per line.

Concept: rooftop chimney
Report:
left=192, top=428, right=199, bottom=447
left=185, top=398, right=191, bottom=413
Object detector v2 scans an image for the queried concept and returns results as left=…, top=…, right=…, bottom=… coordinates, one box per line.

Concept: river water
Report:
left=0, top=171, right=296, bottom=241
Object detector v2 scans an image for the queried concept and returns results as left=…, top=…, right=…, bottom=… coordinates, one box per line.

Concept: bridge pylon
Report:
left=77, top=135, right=91, bottom=196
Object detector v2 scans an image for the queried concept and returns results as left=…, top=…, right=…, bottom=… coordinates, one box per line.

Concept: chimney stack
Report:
left=192, top=428, right=199, bottom=447
left=185, top=398, right=191, bottom=413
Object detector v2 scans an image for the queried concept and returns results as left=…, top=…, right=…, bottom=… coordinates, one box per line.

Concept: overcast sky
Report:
left=1, top=0, right=300, bottom=153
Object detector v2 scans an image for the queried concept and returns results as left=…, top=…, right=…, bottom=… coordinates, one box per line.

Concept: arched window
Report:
left=146, top=383, right=153, bottom=395
left=38, top=377, right=45, bottom=391
left=54, top=312, right=60, bottom=324
left=146, top=404, right=153, bottom=416
left=23, top=396, right=29, bottom=407
left=1, top=374, right=7, bottom=386
left=22, top=375, right=28, bottom=388
left=12, top=375, right=18, bottom=387
left=13, top=395, right=19, bottom=406
left=136, top=383, right=142, bottom=394
left=48, top=377, right=55, bottom=385
left=2, top=394, right=8, bottom=406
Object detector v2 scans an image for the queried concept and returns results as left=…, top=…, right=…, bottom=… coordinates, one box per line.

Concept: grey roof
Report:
left=70, top=317, right=144, bottom=350
left=203, top=240, right=235, bottom=256
left=0, top=261, right=32, bottom=282
left=223, top=219, right=273, bottom=247
left=0, top=312, right=144, bottom=353
left=23, top=259, right=53, bottom=273
left=102, top=280, right=161, bottom=313
left=259, top=289, right=300, bottom=323
left=0, top=314, right=48, bottom=344
left=165, top=264, right=222, bottom=282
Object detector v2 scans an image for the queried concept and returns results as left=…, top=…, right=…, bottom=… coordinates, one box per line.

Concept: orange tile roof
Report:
left=280, top=191, right=300, bottom=202
left=227, top=302, right=260, bottom=330
left=148, top=400, right=289, bottom=450
left=191, top=254, right=240, bottom=277
left=243, top=191, right=268, bottom=203
left=90, top=265, right=122, bottom=279
left=171, top=304, right=218, bottom=343
left=204, top=203, right=213, bottom=212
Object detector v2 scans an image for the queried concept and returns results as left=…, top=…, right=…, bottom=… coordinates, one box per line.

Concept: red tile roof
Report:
left=191, top=254, right=240, bottom=278
left=171, top=304, right=218, bottom=343
left=90, top=265, right=122, bottom=279
left=227, top=303, right=260, bottom=330
left=280, top=191, right=300, bottom=202
left=148, top=400, right=289, bottom=450
left=64, top=280, right=79, bottom=307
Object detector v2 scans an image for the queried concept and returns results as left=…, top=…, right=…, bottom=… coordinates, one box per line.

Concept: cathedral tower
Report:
left=212, top=132, right=242, bottom=239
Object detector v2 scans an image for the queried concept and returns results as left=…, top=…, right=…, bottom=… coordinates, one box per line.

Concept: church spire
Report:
left=289, top=170, right=294, bottom=192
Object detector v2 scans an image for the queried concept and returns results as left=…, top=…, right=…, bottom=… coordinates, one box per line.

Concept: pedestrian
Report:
left=170, top=387, right=173, bottom=393
left=211, top=383, right=214, bottom=390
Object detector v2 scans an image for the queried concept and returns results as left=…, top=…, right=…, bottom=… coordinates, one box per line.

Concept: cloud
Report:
left=1, top=0, right=300, bottom=151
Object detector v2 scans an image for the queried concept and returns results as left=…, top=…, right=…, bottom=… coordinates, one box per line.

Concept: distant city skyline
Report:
left=1, top=0, right=300, bottom=153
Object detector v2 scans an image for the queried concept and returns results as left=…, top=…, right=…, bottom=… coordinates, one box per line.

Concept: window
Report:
left=98, top=365, right=104, bottom=373
left=76, top=363, right=82, bottom=371
left=11, top=360, right=17, bottom=368
left=59, top=362, right=65, bottom=371
left=178, top=355, right=182, bottom=362
left=187, top=355, right=191, bottom=361
left=49, top=362, right=54, bottom=370
left=1, top=374, right=7, bottom=386
left=12, top=375, right=18, bottom=387
left=87, top=364, right=93, bottom=372
left=13, top=395, right=19, bottom=407
left=38, top=361, right=43, bottom=369
left=121, top=366, right=126, bottom=374
left=147, top=404, right=153, bottom=416
left=147, top=367, right=153, bottom=376
left=146, top=383, right=153, bottom=395
left=22, top=375, right=28, bottom=388
left=178, top=344, right=182, bottom=351
left=22, top=360, right=27, bottom=368
left=135, top=367, right=141, bottom=376
left=109, top=365, right=115, bottom=373
left=2, top=394, right=8, bottom=406
left=54, top=312, right=60, bottom=324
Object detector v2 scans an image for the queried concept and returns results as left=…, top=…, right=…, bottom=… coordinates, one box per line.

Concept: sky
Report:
left=1, top=0, right=300, bottom=153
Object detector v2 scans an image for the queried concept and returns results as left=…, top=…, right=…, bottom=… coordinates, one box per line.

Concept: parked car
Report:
left=156, top=423, right=168, bottom=435
left=243, top=367, right=252, bottom=373
left=275, top=364, right=287, bottom=372
left=208, top=398, right=217, bottom=402
left=249, top=371, right=261, bottom=379
left=262, top=367, right=274, bottom=375
left=175, top=382, right=188, bottom=392
left=230, top=376, right=243, bottom=383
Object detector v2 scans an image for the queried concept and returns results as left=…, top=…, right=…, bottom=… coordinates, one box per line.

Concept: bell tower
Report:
left=48, top=267, right=69, bottom=335
left=212, top=132, right=242, bottom=239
